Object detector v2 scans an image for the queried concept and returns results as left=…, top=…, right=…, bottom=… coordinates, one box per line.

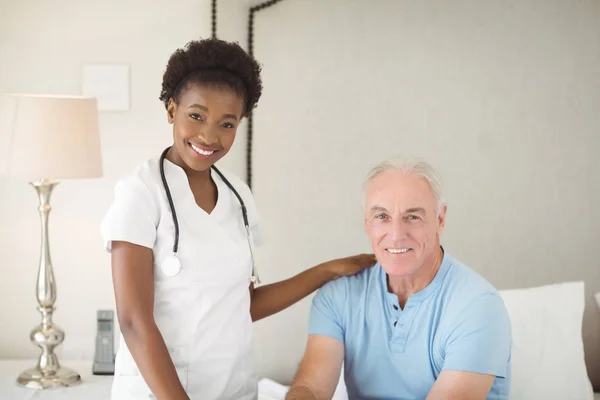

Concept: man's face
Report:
left=364, top=171, right=446, bottom=277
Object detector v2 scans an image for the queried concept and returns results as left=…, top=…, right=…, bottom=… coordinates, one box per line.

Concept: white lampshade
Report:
left=0, top=94, right=103, bottom=180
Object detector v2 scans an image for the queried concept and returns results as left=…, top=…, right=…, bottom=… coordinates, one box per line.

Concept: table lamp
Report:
left=0, top=94, right=103, bottom=389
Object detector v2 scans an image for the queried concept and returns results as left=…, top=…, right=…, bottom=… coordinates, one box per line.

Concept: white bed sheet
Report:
left=1, top=359, right=596, bottom=399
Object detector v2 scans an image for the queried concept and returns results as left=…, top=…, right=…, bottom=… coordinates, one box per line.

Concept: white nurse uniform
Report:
left=100, top=156, right=262, bottom=399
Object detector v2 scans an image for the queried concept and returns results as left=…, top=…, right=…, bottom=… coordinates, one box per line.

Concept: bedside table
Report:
left=0, top=360, right=112, bottom=399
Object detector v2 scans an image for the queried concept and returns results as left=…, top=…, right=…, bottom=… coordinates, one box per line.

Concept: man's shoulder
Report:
left=443, top=254, right=501, bottom=300
left=438, top=254, right=508, bottom=323
left=309, top=263, right=380, bottom=336
left=317, top=263, right=381, bottom=302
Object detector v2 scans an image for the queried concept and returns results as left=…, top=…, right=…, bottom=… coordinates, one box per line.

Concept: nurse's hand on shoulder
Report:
left=323, top=253, right=377, bottom=280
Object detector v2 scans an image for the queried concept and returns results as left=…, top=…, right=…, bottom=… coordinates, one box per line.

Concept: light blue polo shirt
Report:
left=309, top=250, right=511, bottom=400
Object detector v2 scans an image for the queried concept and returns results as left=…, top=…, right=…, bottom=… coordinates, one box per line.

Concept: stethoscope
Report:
left=158, top=146, right=260, bottom=284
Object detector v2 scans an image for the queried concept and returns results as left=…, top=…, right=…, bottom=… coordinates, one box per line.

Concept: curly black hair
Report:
left=159, top=38, right=262, bottom=115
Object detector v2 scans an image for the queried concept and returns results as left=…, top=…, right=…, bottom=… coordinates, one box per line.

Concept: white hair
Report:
left=362, top=157, right=446, bottom=215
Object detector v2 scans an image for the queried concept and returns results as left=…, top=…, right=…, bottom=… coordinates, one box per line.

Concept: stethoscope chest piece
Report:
left=161, top=255, right=181, bottom=277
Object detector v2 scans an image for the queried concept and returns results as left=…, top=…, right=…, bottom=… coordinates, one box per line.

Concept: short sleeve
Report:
left=308, top=281, right=346, bottom=343
left=442, top=293, right=512, bottom=378
left=100, top=175, right=159, bottom=252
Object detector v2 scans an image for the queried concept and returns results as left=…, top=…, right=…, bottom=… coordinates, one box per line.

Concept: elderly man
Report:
left=286, top=158, right=512, bottom=400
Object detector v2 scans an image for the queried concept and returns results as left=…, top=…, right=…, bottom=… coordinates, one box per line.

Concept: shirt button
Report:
left=393, top=305, right=398, bottom=310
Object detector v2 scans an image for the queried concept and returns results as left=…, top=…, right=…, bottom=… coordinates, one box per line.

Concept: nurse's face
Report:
left=167, top=83, right=245, bottom=173
left=364, top=171, right=446, bottom=278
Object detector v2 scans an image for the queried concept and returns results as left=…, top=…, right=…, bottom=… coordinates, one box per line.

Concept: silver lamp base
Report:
left=16, top=179, right=82, bottom=390
left=17, top=365, right=81, bottom=390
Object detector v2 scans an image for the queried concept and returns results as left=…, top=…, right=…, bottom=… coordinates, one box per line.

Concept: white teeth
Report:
left=190, top=143, right=215, bottom=156
left=387, top=248, right=410, bottom=254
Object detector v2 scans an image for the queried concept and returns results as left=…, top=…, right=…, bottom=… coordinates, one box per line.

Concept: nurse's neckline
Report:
left=165, top=146, right=212, bottom=183
left=162, top=149, right=222, bottom=216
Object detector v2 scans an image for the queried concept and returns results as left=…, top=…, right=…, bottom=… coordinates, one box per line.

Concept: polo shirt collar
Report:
left=380, top=246, right=453, bottom=306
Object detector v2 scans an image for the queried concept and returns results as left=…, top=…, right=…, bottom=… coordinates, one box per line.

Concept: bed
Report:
left=257, top=280, right=599, bottom=400
left=0, top=282, right=595, bottom=399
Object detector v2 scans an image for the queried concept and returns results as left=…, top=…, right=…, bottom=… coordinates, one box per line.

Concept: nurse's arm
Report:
left=285, top=335, right=344, bottom=400
left=426, top=370, right=495, bottom=400
left=249, top=263, right=333, bottom=321
left=249, top=254, right=376, bottom=322
left=111, top=241, right=190, bottom=400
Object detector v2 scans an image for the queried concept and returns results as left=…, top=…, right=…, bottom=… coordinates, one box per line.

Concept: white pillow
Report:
left=499, top=281, right=594, bottom=400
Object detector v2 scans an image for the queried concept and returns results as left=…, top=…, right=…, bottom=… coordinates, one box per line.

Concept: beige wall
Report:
left=1, top=0, right=599, bottom=388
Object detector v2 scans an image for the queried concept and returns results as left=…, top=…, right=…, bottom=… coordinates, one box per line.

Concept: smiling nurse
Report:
left=99, top=38, right=375, bottom=400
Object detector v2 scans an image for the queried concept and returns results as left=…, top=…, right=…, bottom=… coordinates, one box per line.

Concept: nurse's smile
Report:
left=188, top=140, right=220, bottom=158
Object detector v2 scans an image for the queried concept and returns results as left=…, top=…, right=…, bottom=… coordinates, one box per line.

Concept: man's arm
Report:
left=249, top=254, right=375, bottom=322
left=427, top=293, right=511, bottom=400
left=286, top=335, right=345, bottom=400
left=426, top=370, right=495, bottom=400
